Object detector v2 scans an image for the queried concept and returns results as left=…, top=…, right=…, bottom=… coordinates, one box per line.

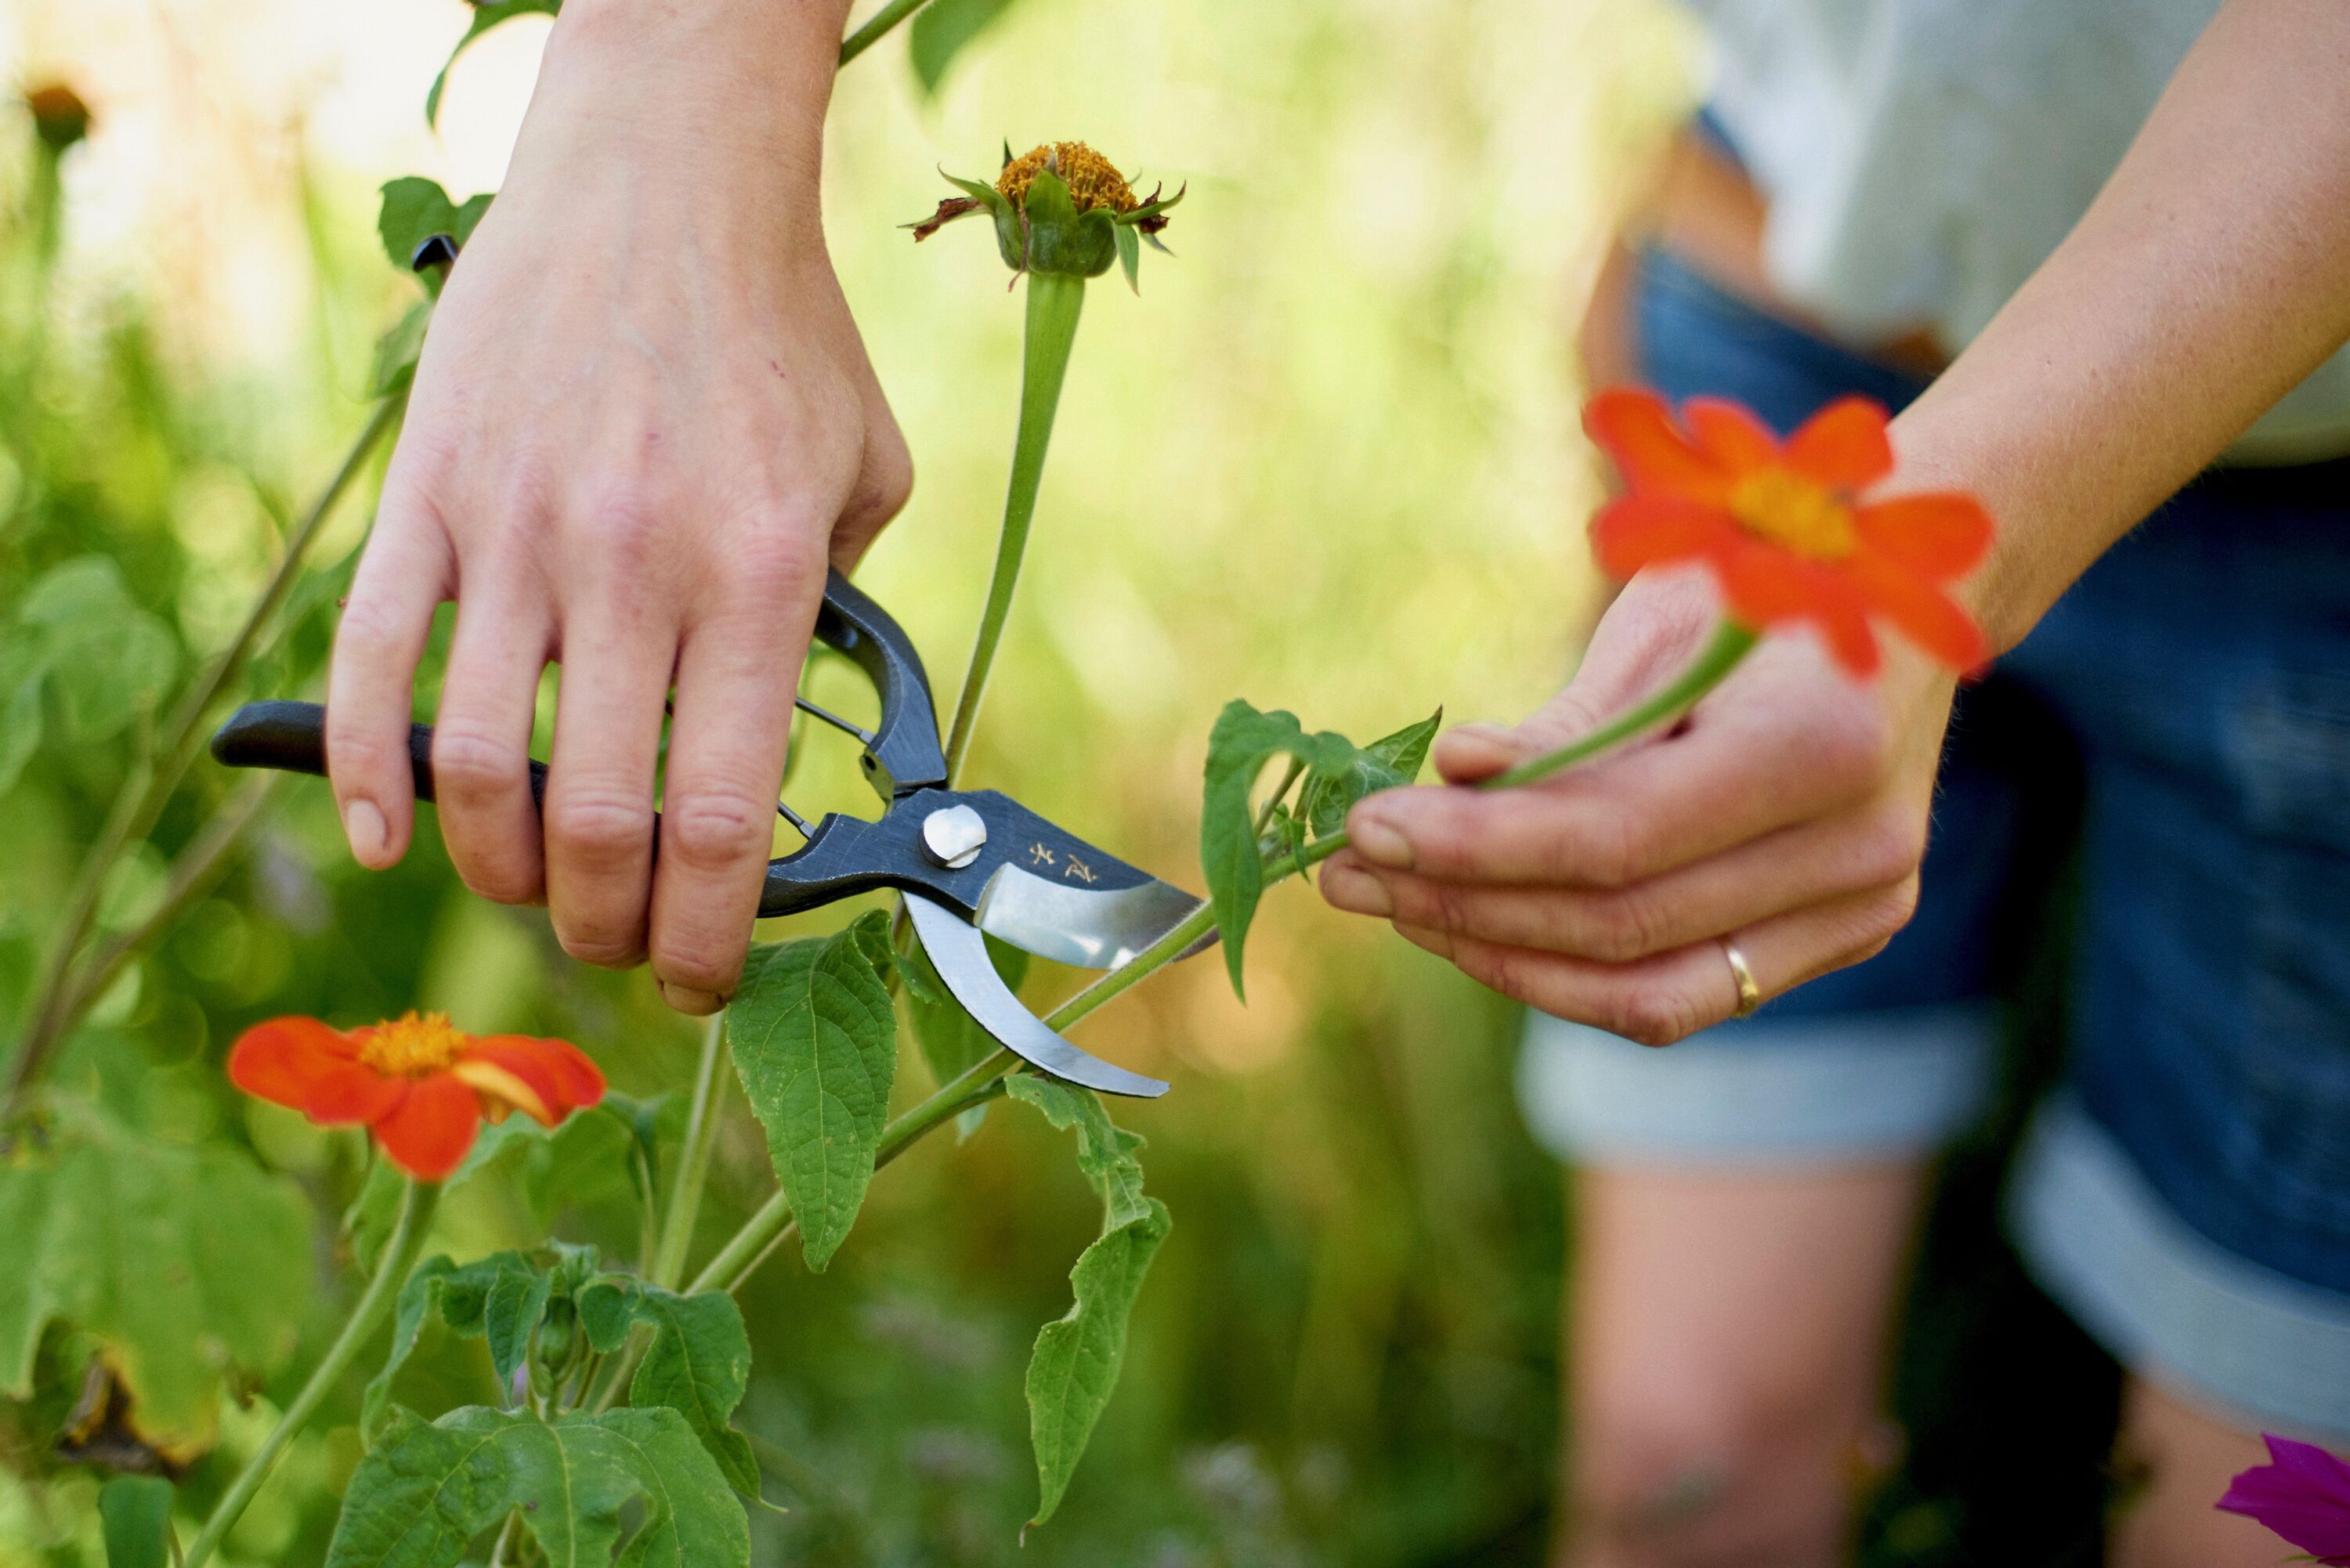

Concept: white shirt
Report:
left=1687, top=0, right=2350, bottom=462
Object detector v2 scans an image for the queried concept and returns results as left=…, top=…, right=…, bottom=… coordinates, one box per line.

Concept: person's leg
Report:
left=1563, top=1163, right=1924, bottom=1568
left=2106, top=1380, right=2286, bottom=1568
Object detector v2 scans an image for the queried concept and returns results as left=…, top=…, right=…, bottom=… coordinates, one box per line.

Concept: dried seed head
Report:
left=997, top=142, right=1137, bottom=215
left=24, top=82, right=92, bottom=152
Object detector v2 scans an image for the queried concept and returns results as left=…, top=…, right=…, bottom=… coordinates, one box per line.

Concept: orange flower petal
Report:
left=451, top=1058, right=553, bottom=1125
left=1682, top=397, right=1781, bottom=476
left=370, top=1071, right=481, bottom=1181
left=1848, top=553, right=1990, bottom=670
left=475, top=1036, right=606, bottom=1115
left=1853, top=492, right=1994, bottom=579
left=1783, top=396, right=1894, bottom=491
left=1590, top=495, right=1739, bottom=578
left=1712, top=543, right=1882, bottom=676
left=1583, top=388, right=1733, bottom=503
left=226, top=1017, right=358, bottom=1111
left=303, top=1064, right=410, bottom=1126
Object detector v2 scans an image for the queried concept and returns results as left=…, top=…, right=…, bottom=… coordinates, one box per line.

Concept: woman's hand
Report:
left=327, top=0, right=909, bottom=1015
left=1320, top=568, right=1958, bottom=1044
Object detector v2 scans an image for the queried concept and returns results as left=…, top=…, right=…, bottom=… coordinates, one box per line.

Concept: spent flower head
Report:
left=911, top=139, right=1182, bottom=290
left=24, top=82, right=91, bottom=153
left=2216, top=1435, right=2350, bottom=1565
left=230, top=1011, right=604, bottom=1180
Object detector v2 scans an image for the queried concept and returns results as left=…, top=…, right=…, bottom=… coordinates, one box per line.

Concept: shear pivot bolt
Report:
left=920, top=805, right=988, bottom=870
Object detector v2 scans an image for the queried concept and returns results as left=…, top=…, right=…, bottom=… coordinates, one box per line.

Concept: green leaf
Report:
left=368, top=299, right=432, bottom=398
left=909, top=0, right=1018, bottom=94
left=97, top=1475, right=175, bottom=1568
left=1298, top=707, right=1442, bottom=839
left=1003, top=1077, right=1149, bottom=1229
left=0, top=1095, right=313, bottom=1459
left=347, top=1105, right=641, bottom=1271
left=425, top=1, right=562, bottom=128
left=376, top=177, right=494, bottom=285
left=0, top=635, right=45, bottom=796
left=12, top=557, right=177, bottom=745
left=1024, top=1198, right=1171, bottom=1527
left=327, top=1405, right=748, bottom=1568
left=580, top=1280, right=758, bottom=1498
left=1198, top=700, right=1358, bottom=999
left=727, top=912, right=898, bottom=1272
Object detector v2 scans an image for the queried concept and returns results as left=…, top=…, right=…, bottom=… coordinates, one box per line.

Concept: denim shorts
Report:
left=1521, top=246, right=2350, bottom=1439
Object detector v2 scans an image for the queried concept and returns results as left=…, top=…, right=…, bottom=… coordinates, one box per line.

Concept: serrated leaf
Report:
left=363, top=1252, right=544, bottom=1436
left=1198, top=700, right=1358, bottom=999
left=97, top=1475, right=174, bottom=1568
left=587, top=1281, right=758, bottom=1497
left=1003, top=1077, right=1148, bottom=1229
left=425, top=1, right=562, bottom=128
left=727, top=912, right=897, bottom=1272
left=909, top=0, right=1018, bottom=93
left=348, top=1105, right=639, bottom=1270
left=1299, top=707, right=1442, bottom=839
left=326, top=1405, right=748, bottom=1568
left=0, top=1095, right=312, bottom=1460
left=1025, top=1198, right=1170, bottom=1527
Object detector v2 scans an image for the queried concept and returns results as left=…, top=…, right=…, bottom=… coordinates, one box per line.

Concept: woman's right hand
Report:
left=326, top=0, right=911, bottom=1017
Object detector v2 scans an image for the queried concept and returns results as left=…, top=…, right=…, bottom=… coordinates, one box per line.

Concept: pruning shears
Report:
left=209, top=569, right=1206, bottom=1097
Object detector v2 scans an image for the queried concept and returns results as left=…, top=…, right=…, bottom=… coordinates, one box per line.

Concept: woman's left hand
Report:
left=1318, top=568, right=1958, bottom=1044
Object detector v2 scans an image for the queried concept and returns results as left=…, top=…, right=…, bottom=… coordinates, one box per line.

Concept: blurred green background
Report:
left=0, top=0, right=2118, bottom=1563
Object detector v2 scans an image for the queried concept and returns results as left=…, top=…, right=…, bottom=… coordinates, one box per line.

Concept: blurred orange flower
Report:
left=229, top=1012, right=604, bottom=1180
left=1585, top=388, right=1992, bottom=676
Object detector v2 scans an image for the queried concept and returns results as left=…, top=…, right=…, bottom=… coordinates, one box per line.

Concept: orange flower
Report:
left=1584, top=388, right=1992, bottom=676
left=229, top=1012, right=604, bottom=1180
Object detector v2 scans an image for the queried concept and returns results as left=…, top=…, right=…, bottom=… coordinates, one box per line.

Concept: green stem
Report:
left=940, top=272, right=1086, bottom=783
left=1488, top=620, right=1758, bottom=789
left=5, top=394, right=403, bottom=1108
left=649, top=1012, right=728, bottom=1288
left=183, top=1177, right=440, bottom=1568
left=837, top=0, right=933, bottom=65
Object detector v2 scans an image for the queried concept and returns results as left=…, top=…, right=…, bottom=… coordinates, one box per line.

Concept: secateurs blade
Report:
left=209, top=568, right=1209, bottom=1097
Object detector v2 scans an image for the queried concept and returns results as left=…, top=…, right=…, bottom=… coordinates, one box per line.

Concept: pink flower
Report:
left=2217, top=1435, right=2350, bottom=1564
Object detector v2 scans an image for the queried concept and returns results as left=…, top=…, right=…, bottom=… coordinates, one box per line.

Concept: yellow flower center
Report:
left=1730, top=468, right=1857, bottom=559
left=357, top=1011, right=471, bottom=1078
left=997, top=142, right=1137, bottom=215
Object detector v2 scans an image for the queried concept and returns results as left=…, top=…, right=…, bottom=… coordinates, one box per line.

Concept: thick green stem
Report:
left=183, top=1178, right=440, bottom=1568
left=6, top=394, right=403, bottom=1108
left=837, top=0, right=933, bottom=65
left=940, top=273, right=1085, bottom=783
left=649, top=1012, right=728, bottom=1288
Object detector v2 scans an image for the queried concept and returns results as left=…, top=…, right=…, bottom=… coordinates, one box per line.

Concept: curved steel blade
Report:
left=906, top=894, right=1170, bottom=1099
left=974, top=862, right=1210, bottom=972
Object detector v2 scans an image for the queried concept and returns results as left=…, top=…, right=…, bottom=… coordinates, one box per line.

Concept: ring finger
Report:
left=1392, top=880, right=1919, bottom=1046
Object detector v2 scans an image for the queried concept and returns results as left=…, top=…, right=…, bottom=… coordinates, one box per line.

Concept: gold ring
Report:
left=1721, top=938, right=1762, bottom=1018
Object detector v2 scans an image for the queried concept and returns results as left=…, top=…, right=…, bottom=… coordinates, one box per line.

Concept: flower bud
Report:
left=24, top=83, right=92, bottom=154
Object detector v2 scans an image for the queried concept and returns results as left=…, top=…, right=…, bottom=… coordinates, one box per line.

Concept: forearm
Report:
left=1887, top=0, right=2350, bottom=653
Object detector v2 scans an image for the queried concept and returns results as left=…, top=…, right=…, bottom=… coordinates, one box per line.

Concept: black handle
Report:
left=811, top=567, right=948, bottom=795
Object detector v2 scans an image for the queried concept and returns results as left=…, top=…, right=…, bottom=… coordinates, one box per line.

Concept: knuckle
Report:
left=1574, top=814, right=1644, bottom=891
left=1809, top=700, right=1893, bottom=793
left=555, top=927, right=644, bottom=970
left=1611, top=981, right=1702, bottom=1048
left=547, top=787, right=653, bottom=867
left=1584, top=888, right=1665, bottom=963
left=454, top=859, right=539, bottom=907
left=575, top=483, right=663, bottom=569
left=662, top=789, right=775, bottom=873
left=724, top=522, right=822, bottom=605
left=333, top=596, right=410, bottom=659
left=430, top=721, right=526, bottom=800
left=323, top=729, right=403, bottom=786
left=653, top=936, right=746, bottom=994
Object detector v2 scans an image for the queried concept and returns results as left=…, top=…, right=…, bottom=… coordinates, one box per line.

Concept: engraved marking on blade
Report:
left=1027, top=842, right=1056, bottom=868
left=1063, top=856, right=1096, bottom=883
left=920, top=804, right=988, bottom=869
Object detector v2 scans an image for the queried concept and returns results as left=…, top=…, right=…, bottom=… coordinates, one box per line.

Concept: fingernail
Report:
left=660, top=982, right=724, bottom=1017
left=343, top=799, right=388, bottom=866
left=1350, top=815, right=1414, bottom=869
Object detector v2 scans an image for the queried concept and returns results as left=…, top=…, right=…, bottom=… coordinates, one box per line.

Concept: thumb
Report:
left=1431, top=690, right=1611, bottom=785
